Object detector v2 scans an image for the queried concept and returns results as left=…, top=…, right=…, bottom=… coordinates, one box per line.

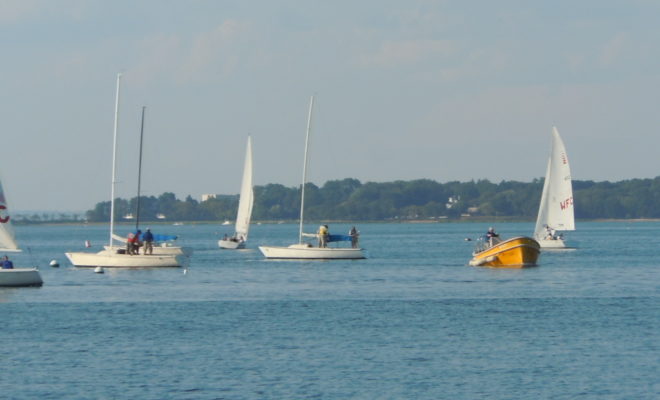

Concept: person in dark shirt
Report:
left=2, top=255, right=14, bottom=269
left=143, top=228, right=154, bottom=255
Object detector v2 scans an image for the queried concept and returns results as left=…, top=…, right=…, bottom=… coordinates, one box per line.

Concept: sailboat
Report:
left=65, top=74, right=184, bottom=268
left=533, top=127, right=575, bottom=248
left=219, top=136, right=254, bottom=249
left=0, top=176, right=43, bottom=287
left=259, top=96, right=366, bottom=259
left=104, top=107, right=191, bottom=257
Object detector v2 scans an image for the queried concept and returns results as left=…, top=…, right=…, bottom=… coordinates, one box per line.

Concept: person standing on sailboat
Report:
left=318, top=225, right=329, bottom=248
left=143, top=228, right=154, bottom=255
left=349, top=226, right=359, bottom=248
left=2, top=255, right=13, bottom=269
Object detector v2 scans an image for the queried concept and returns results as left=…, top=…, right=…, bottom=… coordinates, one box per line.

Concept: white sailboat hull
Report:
left=259, top=244, right=366, bottom=259
left=536, top=238, right=567, bottom=248
left=103, top=244, right=192, bottom=256
left=218, top=239, right=245, bottom=249
left=65, top=250, right=183, bottom=268
left=0, top=268, right=43, bottom=287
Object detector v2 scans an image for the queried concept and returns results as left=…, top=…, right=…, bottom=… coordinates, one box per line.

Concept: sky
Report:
left=2, top=0, right=660, bottom=212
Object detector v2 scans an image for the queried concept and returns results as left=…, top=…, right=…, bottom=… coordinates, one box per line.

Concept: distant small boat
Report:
left=221, top=220, right=231, bottom=226
left=219, top=136, right=254, bottom=250
left=469, top=236, right=540, bottom=268
left=534, top=127, right=575, bottom=248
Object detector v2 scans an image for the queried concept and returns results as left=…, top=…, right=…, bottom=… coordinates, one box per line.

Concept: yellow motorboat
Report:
left=469, top=236, right=540, bottom=268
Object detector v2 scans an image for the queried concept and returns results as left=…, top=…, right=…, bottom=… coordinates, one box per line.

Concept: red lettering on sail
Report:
left=0, top=205, right=9, bottom=223
left=560, top=197, right=573, bottom=210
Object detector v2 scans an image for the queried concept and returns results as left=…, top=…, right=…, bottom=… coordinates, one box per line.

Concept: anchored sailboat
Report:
left=0, top=174, right=43, bottom=287
left=534, top=127, right=575, bottom=248
left=259, top=96, right=366, bottom=259
left=105, top=107, right=191, bottom=256
left=65, top=74, right=184, bottom=268
left=219, top=136, right=254, bottom=249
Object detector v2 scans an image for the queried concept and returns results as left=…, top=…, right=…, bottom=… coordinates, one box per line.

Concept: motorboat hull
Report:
left=469, top=236, right=540, bottom=268
left=218, top=239, right=245, bottom=249
left=259, top=244, right=366, bottom=259
left=65, top=250, right=183, bottom=268
left=0, top=268, right=43, bottom=287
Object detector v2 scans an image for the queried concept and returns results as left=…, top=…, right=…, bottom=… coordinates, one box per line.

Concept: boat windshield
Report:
left=474, top=235, right=501, bottom=252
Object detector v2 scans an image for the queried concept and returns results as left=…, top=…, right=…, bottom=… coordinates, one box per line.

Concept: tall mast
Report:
left=298, top=95, right=314, bottom=244
left=109, top=73, right=122, bottom=246
left=135, top=106, right=146, bottom=230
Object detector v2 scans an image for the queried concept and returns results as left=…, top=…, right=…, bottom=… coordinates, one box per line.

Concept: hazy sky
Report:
left=2, top=0, right=660, bottom=212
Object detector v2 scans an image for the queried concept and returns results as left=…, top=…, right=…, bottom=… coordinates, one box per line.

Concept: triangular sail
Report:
left=534, top=127, right=575, bottom=239
left=234, top=136, right=254, bottom=240
left=0, top=178, right=19, bottom=251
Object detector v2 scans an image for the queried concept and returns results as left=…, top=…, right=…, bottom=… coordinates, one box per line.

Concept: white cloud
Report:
left=0, top=0, right=40, bottom=23
left=599, top=32, right=628, bottom=66
left=180, top=20, right=251, bottom=82
left=358, top=39, right=454, bottom=68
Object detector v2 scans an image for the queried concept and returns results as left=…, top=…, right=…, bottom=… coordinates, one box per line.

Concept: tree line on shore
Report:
left=73, top=177, right=660, bottom=223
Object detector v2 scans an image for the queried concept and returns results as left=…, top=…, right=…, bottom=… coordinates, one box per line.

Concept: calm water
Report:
left=1, top=222, right=659, bottom=399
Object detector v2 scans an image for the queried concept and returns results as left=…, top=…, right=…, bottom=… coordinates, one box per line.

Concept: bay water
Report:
left=1, top=222, right=659, bottom=399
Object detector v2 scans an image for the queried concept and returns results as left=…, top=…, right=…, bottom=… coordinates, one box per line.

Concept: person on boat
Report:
left=142, top=228, right=154, bottom=255
left=126, top=232, right=136, bottom=255
left=486, top=227, right=500, bottom=247
left=127, top=230, right=142, bottom=255
left=1, top=255, right=13, bottom=269
left=349, top=226, right=359, bottom=248
left=318, top=225, right=329, bottom=248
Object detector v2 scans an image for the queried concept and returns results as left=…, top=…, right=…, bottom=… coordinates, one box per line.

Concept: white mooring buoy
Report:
left=94, top=266, right=104, bottom=274
left=49, top=259, right=60, bottom=268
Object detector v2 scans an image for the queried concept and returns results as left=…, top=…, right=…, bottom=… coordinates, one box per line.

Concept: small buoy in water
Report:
left=465, top=238, right=472, bottom=241
left=85, top=240, right=91, bottom=248
left=49, top=259, right=60, bottom=268
left=94, top=266, right=104, bottom=274
left=183, top=268, right=188, bottom=275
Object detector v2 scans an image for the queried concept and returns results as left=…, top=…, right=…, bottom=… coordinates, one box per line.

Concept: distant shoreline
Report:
left=14, top=217, right=660, bottom=226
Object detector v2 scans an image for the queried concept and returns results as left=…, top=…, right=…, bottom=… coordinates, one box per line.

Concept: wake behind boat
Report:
left=259, top=96, right=366, bottom=260
left=534, top=127, right=575, bottom=249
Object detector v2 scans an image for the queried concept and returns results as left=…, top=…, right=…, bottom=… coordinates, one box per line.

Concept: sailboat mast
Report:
left=109, top=73, right=122, bottom=247
left=135, top=106, right=146, bottom=230
left=298, top=95, right=314, bottom=244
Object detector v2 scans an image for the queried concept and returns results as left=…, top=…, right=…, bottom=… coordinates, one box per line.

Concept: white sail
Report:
left=0, top=178, right=19, bottom=251
left=534, top=127, right=575, bottom=240
left=234, top=136, right=254, bottom=239
left=0, top=170, right=43, bottom=287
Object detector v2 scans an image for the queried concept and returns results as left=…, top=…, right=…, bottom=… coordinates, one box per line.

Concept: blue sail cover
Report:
left=139, top=233, right=178, bottom=241
left=328, top=234, right=351, bottom=242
